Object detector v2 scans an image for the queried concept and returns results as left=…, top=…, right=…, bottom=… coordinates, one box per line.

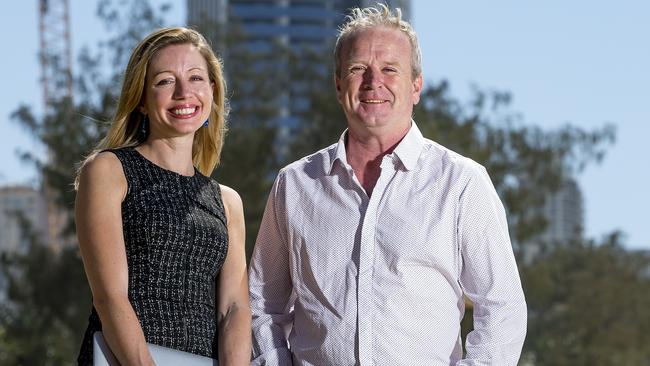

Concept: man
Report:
left=249, top=5, right=527, bottom=365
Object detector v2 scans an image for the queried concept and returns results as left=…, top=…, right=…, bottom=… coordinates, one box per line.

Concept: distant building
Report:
left=188, top=0, right=411, bottom=51
left=632, top=249, right=650, bottom=279
left=0, top=185, right=49, bottom=302
left=522, top=178, right=584, bottom=262
left=539, top=178, right=584, bottom=245
left=0, top=185, right=48, bottom=254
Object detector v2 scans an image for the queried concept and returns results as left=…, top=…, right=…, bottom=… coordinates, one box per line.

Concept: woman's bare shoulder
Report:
left=77, top=151, right=127, bottom=199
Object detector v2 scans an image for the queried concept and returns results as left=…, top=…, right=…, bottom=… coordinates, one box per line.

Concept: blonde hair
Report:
left=76, top=27, right=228, bottom=187
left=334, top=4, right=422, bottom=80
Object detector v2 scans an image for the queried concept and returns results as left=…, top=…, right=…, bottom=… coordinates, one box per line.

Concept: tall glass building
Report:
left=188, top=0, right=411, bottom=52
left=520, top=178, right=585, bottom=263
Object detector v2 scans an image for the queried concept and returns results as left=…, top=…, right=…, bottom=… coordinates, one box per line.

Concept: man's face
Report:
left=336, top=26, right=422, bottom=137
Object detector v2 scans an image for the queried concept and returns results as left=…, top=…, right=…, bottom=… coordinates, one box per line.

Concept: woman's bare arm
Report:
left=217, top=184, right=252, bottom=365
left=76, top=152, right=154, bottom=366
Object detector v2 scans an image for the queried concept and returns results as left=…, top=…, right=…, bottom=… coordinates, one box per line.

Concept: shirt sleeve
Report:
left=249, top=172, right=295, bottom=366
left=456, top=164, right=527, bottom=366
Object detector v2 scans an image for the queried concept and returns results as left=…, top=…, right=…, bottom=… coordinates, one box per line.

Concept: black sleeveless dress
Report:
left=77, top=147, right=229, bottom=364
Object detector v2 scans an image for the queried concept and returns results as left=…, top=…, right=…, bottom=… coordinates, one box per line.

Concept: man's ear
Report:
left=335, top=74, right=342, bottom=102
left=412, top=74, right=423, bottom=105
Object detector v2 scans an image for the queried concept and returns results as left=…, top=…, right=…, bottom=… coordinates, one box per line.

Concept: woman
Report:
left=75, top=27, right=250, bottom=365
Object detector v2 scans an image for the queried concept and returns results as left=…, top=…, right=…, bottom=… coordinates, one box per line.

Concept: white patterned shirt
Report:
left=249, top=121, right=527, bottom=366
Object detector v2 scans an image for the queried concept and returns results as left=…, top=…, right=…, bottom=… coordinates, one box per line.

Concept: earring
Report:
left=203, top=119, right=209, bottom=127
left=140, top=115, right=149, bottom=138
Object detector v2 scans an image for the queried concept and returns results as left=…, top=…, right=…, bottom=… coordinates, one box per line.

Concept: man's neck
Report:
left=345, top=125, right=410, bottom=196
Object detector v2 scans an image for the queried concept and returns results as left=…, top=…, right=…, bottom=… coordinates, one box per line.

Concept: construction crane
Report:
left=37, top=0, right=73, bottom=251
left=38, top=0, right=73, bottom=112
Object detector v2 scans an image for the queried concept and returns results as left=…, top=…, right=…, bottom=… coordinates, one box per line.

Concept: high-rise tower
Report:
left=521, top=177, right=585, bottom=263
left=538, top=178, right=584, bottom=244
left=188, top=0, right=410, bottom=52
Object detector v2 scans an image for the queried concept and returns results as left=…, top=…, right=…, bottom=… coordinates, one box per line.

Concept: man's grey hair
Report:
left=334, top=3, right=422, bottom=80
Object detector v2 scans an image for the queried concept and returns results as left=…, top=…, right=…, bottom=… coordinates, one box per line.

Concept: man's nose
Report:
left=362, top=68, right=383, bottom=89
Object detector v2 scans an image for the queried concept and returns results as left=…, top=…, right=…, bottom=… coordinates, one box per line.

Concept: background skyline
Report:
left=1, top=0, right=648, bottom=249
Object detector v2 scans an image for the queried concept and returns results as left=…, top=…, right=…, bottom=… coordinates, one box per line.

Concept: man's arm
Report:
left=249, top=173, right=294, bottom=365
left=456, top=165, right=527, bottom=366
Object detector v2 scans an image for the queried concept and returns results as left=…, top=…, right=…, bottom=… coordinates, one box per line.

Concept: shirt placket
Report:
left=357, top=156, right=394, bottom=365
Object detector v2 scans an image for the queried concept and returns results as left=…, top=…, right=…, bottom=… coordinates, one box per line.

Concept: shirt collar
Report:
left=392, top=120, right=425, bottom=171
left=327, top=129, right=350, bottom=175
left=327, top=120, right=425, bottom=175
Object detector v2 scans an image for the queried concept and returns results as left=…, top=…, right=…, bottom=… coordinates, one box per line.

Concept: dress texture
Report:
left=77, top=147, right=228, bottom=364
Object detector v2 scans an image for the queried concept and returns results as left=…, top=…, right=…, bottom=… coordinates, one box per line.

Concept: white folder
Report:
left=93, top=331, right=218, bottom=365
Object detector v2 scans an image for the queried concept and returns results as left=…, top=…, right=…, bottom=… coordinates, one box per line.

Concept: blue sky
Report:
left=1, top=1, right=648, bottom=249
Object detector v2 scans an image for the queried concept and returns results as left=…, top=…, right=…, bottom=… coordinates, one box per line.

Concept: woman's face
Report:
left=141, top=43, right=214, bottom=139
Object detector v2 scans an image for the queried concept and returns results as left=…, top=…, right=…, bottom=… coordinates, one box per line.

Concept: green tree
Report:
left=522, top=233, right=650, bottom=365
left=0, top=217, right=89, bottom=365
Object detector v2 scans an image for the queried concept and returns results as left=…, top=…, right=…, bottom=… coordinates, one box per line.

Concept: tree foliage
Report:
left=0, top=214, right=90, bottom=365
left=522, top=234, right=650, bottom=365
